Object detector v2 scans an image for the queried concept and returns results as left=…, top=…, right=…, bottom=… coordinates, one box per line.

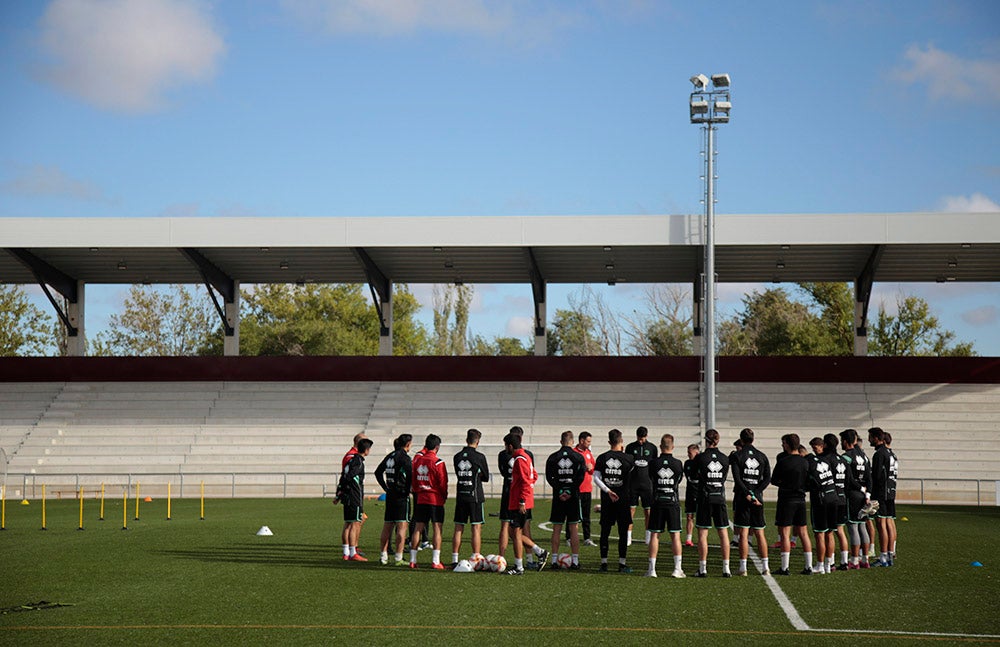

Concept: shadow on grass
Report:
left=155, top=542, right=363, bottom=569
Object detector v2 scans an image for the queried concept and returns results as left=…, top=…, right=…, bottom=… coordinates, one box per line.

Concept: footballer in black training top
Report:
left=625, top=426, right=658, bottom=546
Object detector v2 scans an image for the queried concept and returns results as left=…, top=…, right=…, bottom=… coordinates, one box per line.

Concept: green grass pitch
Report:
left=1, top=495, right=999, bottom=646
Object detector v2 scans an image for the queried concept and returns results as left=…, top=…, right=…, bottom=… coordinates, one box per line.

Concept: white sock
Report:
left=698, top=560, right=707, bottom=574
left=380, top=550, right=388, bottom=561
left=452, top=552, right=459, bottom=563
left=645, top=531, right=651, bottom=544
left=432, top=549, right=440, bottom=565
left=804, top=552, right=813, bottom=569
left=722, top=560, right=731, bottom=574
left=674, top=555, right=683, bottom=570
left=348, top=546, right=357, bottom=558
left=686, top=533, right=692, bottom=542
left=841, top=550, right=849, bottom=565
left=533, top=544, right=544, bottom=557
left=881, top=552, right=888, bottom=562
left=649, top=557, right=657, bottom=571
left=601, top=557, right=608, bottom=565
left=409, top=549, right=417, bottom=564
left=515, top=558, right=523, bottom=570
left=739, top=559, right=747, bottom=572
left=626, top=530, right=633, bottom=545
left=781, top=552, right=790, bottom=570
left=572, top=553, right=579, bottom=565
left=762, top=557, right=770, bottom=572
left=395, top=552, right=403, bottom=561
left=343, top=544, right=350, bottom=558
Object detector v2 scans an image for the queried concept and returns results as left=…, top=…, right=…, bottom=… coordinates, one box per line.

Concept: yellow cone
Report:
left=901, top=516, right=908, bottom=521
left=20, top=499, right=30, bottom=506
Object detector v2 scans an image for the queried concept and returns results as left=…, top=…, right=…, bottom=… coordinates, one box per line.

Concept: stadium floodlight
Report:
left=689, top=73, right=731, bottom=432
left=690, top=74, right=709, bottom=89
left=711, top=73, right=730, bottom=87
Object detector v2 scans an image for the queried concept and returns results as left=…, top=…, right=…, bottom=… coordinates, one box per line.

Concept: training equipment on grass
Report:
left=135, top=482, right=141, bottom=521
left=469, top=554, right=487, bottom=571
left=41, top=484, right=47, bottom=531
left=200, top=481, right=205, bottom=520
left=122, top=488, right=128, bottom=531
left=555, top=553, right=573, bottom=569
left=167, top=482, right=172, bottom=521
left=971, top=561, right=983, bottom=567
left=453, top=559, right=474, bottom=573
left=99, top=483, right=105, bottom=521
left=77, top=486, right=84, bottom=531
left=1, top=483, right=6, bottom=531
left=487, top=555, right=507, bottom=572
left=256, top=525, right=273, bottom=536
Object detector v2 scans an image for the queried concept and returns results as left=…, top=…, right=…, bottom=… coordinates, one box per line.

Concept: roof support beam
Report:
left=526, top=248, right=547, bottom=356
left=351, top=248, right=392, bottom=352
left=6, top=248, right=80, bottom=336
left=179, top=248, right=236, bottom=339
left=854, top=244, right=884, bottom=356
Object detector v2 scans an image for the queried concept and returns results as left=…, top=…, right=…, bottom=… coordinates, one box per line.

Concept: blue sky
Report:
left=1, top=0, right=998, bottom=355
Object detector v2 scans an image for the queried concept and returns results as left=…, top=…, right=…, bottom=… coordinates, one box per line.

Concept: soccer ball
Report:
left=482, top=554, right=498, bottom=572
left=493, top=555, right=507, bottom=573
left=470, top=554, right=487, bottom=571
left=555, top=553, right=573, bottom=569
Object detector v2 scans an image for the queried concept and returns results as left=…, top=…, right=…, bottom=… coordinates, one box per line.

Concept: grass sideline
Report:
left=1, top=496, right=999, bottom=646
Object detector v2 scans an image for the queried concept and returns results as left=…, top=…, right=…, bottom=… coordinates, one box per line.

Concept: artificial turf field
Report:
left=1, top=496, right=998, bottom=646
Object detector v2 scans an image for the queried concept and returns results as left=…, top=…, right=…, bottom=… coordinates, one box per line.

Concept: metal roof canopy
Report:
left=2, top=213, right=999, bottom=286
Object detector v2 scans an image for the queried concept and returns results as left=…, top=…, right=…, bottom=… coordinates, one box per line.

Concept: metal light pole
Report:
left=690, top=74, right=730, bottom=432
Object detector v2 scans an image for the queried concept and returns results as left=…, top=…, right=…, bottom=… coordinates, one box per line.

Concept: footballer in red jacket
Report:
left=409, top=434, right=448, bottom=569
left=505, top=432, right=538, bottom=574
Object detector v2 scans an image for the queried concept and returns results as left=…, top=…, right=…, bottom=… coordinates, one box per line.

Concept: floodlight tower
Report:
left=690, top=73, right=731, bottom=432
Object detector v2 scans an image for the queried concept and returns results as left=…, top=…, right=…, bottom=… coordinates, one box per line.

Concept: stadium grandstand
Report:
left=2, top=213, right=999, bottom=505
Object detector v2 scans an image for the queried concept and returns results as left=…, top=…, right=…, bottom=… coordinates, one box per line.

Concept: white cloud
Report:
left=505, top=315, right=534, bottom=337
left=939, top=192, right=1000, bottom=212
left=893, top=44, right=1000, bottom=103
left=39, top=0, right=225, bottom=113
left=1, top=164, right=109, bottom=202
left=962, top=305, right=999, bottom=327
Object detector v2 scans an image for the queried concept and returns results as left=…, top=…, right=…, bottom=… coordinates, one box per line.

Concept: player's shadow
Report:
left=156, top=542, right=356, bottom=569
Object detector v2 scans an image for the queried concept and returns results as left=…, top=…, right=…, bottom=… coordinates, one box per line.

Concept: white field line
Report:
left=747, top=545, right=1000, bottom=640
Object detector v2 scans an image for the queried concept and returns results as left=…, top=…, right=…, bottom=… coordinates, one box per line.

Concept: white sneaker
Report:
left=644, top=570, right=657, bottom=578
left=379, top=555, right=388, bottom=565
left=736, top=569, right=748, bottom=577
left=670, top=569, right=686, bottom=579
left=582, top=539, right=598, bottom=547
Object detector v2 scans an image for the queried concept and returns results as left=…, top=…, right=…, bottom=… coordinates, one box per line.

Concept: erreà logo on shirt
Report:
left=606, top=458, right=622, bottom=470
left=657, top=467, right=674, bottom=481
left=745, top=457, right=759, bottom=470
left=558, top=458, right=573, bottom=470
left=416, top=464, right=430, bottom=482
left=708, top=460, right=723, bottom=477
left=458, top=459, right=472, bottom=472
left=386, top=457, right=395, bottom=469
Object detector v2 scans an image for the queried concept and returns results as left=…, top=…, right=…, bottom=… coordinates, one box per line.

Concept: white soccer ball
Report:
left=482, top=554, right=498, bottom=572
left=470, top=554, right=487, bottom=571
left=556, top=553, right=573, bottom=569
left=493, top=555, right=507, bottom=573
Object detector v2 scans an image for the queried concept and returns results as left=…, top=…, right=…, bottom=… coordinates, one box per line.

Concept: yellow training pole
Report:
left=200, top=481, right=205, bottom=520
left=122, top=488, right=128, bottom=531
left=1, top=484, right=6, bottom=531
left=134, top=482, right=140, bottom=521
left=41, top=484, right=47, bottom=531
left=166, top=482, right=172, bottom=521
left=100, top=483, right=105, bottom=521
left=78, top=486, right=85, bottom=530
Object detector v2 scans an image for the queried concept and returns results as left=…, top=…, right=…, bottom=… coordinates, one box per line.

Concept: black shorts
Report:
left=509, top=509, right=529, bottom=530
left=550, top=496, right=582, bottom=525
left=648, top=504, right=682, bottom=534
left=629, top=487, right=654, bottom=509
left=384, top=495, right=410, bottom=524
left=685, top=492, right=698, bottom=516
left=343, top=504, right=363, bottom=523
left=499, top=491, right=531, bottom=522
left=775, top=498, right=807, bottom=528
left=412, top=503, right=445, bottom=526
left=733, top=498, right=766, bottom=530
left=876, top=499, right=896, bottom=519
left=454, top=500, right=485, bottom=525
left=599, top=501, right=632, bottom=528
left=835, top=503, right=848, bottom=527
left=810, top=501, right=837, bottom=533
left=695, top=500, right=729, bottom=529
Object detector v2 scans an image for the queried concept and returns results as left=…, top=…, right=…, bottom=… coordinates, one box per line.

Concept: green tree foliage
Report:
left=797, top=282, right=854, bottom=355
left=0, top=285, right=56, bottom=356
left=547, top=308, right=604, bottom=356
left=431, top=284, right=473, bottom=355
left=239, top=283, right=429, bottom=356
left=870, top=295, right=975, bottom=357
left=90, top=284, right=220, bottom=356
left=468, top=335, right=531, bottom=356
left=718, top=287, right=832, bottom=356
left=626, top=285, right=694, bottom=356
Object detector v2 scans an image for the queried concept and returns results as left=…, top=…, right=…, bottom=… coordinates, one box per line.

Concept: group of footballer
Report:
left=334, top=423, right=899, bottom=577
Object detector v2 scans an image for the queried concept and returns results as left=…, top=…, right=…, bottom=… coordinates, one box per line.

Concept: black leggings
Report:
left=599, top=517, right=630, bottom=560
